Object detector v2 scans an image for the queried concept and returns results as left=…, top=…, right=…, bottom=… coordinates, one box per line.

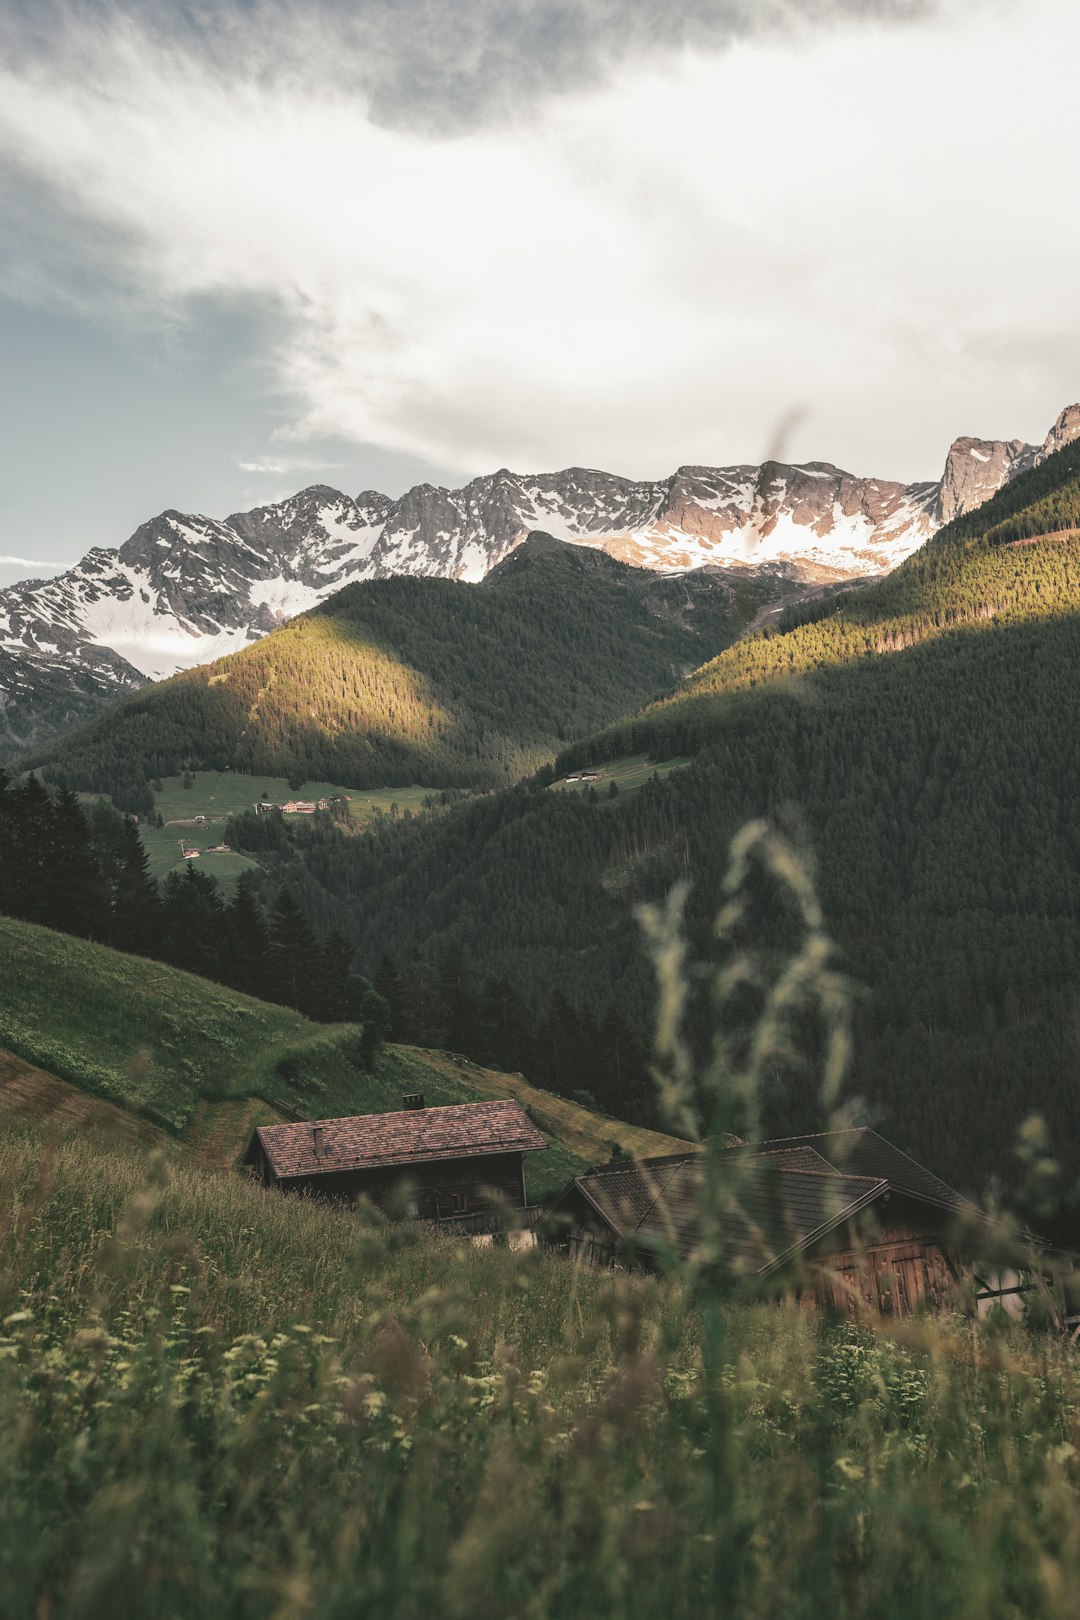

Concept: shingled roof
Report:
left=247, top=1099, right=547, bottom=1181
left=553, top=1129, right=976, bottom=1275
left=728, top=1127, right=979, bottom=1215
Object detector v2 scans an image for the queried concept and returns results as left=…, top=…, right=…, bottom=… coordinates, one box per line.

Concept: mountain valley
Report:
left=210, top=431, right=1080, bottom=1200
left=4, top=404, right=1079, bottom=761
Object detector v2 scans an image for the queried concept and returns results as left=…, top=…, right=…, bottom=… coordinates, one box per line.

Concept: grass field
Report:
left=139, top=824, right=264, bottom=883
left=139, top=772, right=446, bottom=885
left=3, top=1117, right=1080, bottom=1619
left=0, top=916, right=690, bottom=1197
left=407, top=1045, right=691, bottom=1167
left=548, top=752, right=692, bottom=798
left=152, top=770, right=440, bottom=826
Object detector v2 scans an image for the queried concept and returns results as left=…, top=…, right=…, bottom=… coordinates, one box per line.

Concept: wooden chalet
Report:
left=244, top=1095, right=547, bottom=1227
left=545, top=1127, right=1000, bottom=1316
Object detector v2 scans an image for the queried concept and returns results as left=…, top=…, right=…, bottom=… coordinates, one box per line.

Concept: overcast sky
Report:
left=1, top=0, right=1077, bottom=583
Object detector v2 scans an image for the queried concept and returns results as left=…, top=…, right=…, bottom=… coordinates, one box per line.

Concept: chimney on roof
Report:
left=312, top=1125, right=325, bottom=1159
left=402, top=1093, right=425, bottom=1111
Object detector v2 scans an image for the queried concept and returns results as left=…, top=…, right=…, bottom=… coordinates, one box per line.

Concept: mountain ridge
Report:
left=1, top=403, right=1077, bottom=761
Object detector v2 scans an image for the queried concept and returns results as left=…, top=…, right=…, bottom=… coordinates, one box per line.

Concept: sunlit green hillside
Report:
left=26, top=536, right=784, bottom=809
left=560, top=436, right=1080, bottom=765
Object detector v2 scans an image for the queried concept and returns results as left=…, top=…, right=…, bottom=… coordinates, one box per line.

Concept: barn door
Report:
left=875, top=1247, right=931, bottom=1316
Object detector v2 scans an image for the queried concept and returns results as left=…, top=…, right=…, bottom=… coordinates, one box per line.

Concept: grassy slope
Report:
left=2, top=1116, right=1079, bottom=1618
left=548, top=751, right=692, bottom=797
left=0, top=915, right=689, bottom=1198
left=25, top=537, right=782, bottom=800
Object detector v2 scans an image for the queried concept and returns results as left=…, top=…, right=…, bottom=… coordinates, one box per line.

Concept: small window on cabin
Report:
left=450, top=1191, right=468, bottom=1215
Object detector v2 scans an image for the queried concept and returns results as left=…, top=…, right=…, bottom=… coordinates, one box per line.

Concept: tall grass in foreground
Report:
left=1, top=1125, right=1080, bottom=1619
left=3, top=825, right=1079, bottom=1618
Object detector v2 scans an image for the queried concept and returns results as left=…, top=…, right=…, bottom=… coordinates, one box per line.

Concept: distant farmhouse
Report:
left=254, top=798, right=328, bottom=816
left=245, top=1096, right=547, bottom=1227
left=546, top=1128, right=1017, bottom=1317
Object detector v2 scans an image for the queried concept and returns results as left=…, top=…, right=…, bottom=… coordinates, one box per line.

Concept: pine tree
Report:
left=223, top=875, right=271, bottom=998
left=108, top=817, right=160, bottom=954
left=268, top=890, right=321, bottom=1016
left=373, top=955, right=406, bottom=1039
left=351, top=979, right=390, bottom=1069
left=436, top=946, right=478, bottom=1056
left=159, top=866, right=227, bottom=980
left=314, top=929, right=354, bottom=1022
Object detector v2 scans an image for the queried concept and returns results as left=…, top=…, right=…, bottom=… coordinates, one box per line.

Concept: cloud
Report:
left=234, top=456, right=346, bottom=475
left=0, top=555, right=72, bottom=569
left=1, top=1, right=934, bottom=135
left=0, top=0, right=1076, bottom=484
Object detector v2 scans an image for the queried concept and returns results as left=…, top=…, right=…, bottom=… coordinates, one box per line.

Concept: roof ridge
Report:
left=582, top=1152, right=698, bottom=1180
left=258, top=1097, right=527, bottom=1133
left=733, top=1126, right=867, bottom=1148
left=752, top=1166, right=887, bottom=1184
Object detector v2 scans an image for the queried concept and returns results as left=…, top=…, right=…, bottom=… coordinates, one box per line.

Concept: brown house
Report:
left=545, top=1127, right=1001, bottom=1316
left=244, top=1095, right=547, bottom=1225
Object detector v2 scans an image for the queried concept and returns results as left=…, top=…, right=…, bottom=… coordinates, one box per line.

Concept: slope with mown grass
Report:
left=0, top=915, right=690, bottom=1198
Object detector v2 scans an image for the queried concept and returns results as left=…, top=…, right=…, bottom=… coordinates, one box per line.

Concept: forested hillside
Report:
left=560, top=436, right=1080, bottom=766
left=225, top=441, right=1080, bottom=1201
left=24, top=536, right=786, bottom=810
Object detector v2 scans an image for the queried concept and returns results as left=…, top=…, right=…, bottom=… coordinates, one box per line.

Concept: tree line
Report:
left=0, top=771, right=387, bottom=1058
left=371, top=950, right=658, bottom=1126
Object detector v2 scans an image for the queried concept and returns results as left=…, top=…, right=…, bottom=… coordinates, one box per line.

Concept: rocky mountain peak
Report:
left=1037, top=403, right=1080, bottom=462
left=936, top=435, right=1037, bottom=527
left=3, top=401, right=1078, bottom=763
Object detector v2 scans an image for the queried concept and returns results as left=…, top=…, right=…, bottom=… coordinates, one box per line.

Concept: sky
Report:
left=1, top=0, right=1078, bottom=585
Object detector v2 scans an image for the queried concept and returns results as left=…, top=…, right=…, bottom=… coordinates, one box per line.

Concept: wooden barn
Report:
left=244, top=1095, right=547, bottom=1227
left=545, top=1127, right=1001, bottom=1316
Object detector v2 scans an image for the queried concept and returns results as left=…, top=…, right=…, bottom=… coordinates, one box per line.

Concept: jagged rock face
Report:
left=936, top=438, right=1037, bottom=526
left=934, top=406, right=1080, bottom=526
left=2, top=403, right=1078, bottom=760
left=1036, top=404, right=1080, bottom=464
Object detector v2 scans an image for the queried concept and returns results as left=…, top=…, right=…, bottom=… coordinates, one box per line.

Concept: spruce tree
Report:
left=223, top=875, right=271, bottom=999
left=268, top=890, right=321, bottom=1016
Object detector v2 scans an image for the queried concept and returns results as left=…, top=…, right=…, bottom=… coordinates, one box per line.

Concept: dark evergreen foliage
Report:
left=0, top=774, right=383, bottom=1048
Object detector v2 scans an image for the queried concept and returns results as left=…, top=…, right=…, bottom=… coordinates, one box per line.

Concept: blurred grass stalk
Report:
left=0, top=822, right=1078, bottom=1616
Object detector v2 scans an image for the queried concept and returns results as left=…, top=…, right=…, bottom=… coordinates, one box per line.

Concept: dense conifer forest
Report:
left=24, top=536, right=782, bottom=811
left=218, top=442, right=1080, bottom=1202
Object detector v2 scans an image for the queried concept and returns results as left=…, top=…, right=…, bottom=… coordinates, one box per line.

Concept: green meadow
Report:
left=0, top=916, right=693, bottom=1198
left=134, top=772, right=446, bottom=885
left=548, top=752, right=692, bottom=797
left=2, top=1119, right=1080, bottom=1620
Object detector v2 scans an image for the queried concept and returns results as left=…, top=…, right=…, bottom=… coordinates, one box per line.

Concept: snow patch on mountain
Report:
left=3, top=405, right=1079, bottom=759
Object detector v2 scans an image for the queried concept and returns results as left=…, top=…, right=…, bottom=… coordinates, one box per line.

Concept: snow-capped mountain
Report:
left=2, top=405, right=1078, bottom=758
